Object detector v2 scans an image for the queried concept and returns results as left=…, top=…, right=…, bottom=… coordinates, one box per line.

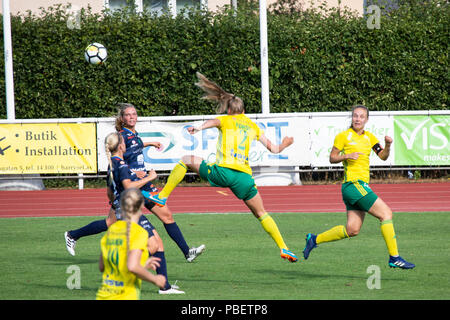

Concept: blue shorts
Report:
left=144, top=199, right=156, bottom=211
left=115, top=206, right=155, bottom=237
left=138, top=215, right=155, bottom=237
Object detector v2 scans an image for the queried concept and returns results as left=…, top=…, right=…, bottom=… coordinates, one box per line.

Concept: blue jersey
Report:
left=108, top=156, right=158, bottom=205
left=119, top=128, right=146, bottom=172
left=107, top=156, right=156, bottom=235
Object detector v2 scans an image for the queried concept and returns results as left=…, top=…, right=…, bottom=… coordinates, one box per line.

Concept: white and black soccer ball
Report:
left=84, top=43, right=107, bottom=65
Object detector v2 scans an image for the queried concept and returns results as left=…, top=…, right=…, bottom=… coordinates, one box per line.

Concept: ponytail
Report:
left=120, top=188, right=145, bottom=264
left=104, top=132, right=122, bottom=182
left=195, top=72, right=244, bottom=114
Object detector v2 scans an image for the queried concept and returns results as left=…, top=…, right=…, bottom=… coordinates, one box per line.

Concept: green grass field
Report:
left=1, top=211, right=449, bottom=300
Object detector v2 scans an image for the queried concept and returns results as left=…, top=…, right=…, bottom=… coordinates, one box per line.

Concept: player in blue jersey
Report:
left=103, top=131, right=184, bottom=294
left=115, top=103, right=205, bottom=262
left=64, top=104, right=205, bottom=264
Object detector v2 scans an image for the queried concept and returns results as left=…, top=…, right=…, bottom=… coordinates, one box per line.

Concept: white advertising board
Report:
left=97, top=117, right=310, bottom=172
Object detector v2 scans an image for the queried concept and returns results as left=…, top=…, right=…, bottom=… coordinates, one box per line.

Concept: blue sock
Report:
left=153, top=251, right=171, bottom=290
left=69, top=219, right=108, bottom=240
left=164, top=222, right=190, bottom=257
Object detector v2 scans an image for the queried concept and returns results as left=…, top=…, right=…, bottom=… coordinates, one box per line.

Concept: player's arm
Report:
left=187, top=118, right=221, bottom=134
left=144, top=141, right=162, bottom=149
left=375, top=136, right=392, bottom=161
left=258, top=134, right=294, bottom=154
left=127, top=249, right=166, bottom=289
left=121, top=170, right=157, bottom=190
left=106, top=187, right=115, bottom=202
left=329, top=146, right=362, bottom=163
left=99, top=253, right=104, bottom=272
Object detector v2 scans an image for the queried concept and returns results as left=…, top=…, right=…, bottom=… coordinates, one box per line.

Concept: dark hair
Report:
left=351, top=105, right=369, bottom=118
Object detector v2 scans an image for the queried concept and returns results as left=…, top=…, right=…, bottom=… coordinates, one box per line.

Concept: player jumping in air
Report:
left=146, top=72, right=298, bottom=263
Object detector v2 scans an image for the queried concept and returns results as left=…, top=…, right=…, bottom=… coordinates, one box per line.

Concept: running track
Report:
left=0, top=183, right=449, bottom=218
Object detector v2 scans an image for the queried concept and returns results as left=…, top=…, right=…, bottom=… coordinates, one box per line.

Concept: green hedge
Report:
left=0, top=1, right=447, bottom=118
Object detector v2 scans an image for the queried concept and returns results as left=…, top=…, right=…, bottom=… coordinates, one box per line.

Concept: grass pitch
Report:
left=0, top=211, right=449, bottom=300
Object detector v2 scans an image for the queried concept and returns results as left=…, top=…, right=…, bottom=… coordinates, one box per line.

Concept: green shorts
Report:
left=199, top=161, right=258, bottom=201
left=342, top=180, right=378, bottom=212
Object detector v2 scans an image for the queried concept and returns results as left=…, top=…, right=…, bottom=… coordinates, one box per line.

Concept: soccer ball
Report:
left=84, top=43, right=107, bottom=65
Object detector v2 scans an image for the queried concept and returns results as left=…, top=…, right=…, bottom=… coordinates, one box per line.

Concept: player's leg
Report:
left=366, top=196, right=395, bottom=256
left=224, top=170, right=297, bottom=262
left=150, top=204, right=205, bottom=262
left=303, top=186, right=361, bottom=260
left=147, top=233, right=159, bottom=256
left=345, top=209, right=365, bottom=237
left=137, top=215, right=185, bottom=294
left=64, top=207, right=113, bottom=256
left=105, top=206, right=117, bottom=227
left=303, top=210, right=357, bottom=259
left=181, top=154, right=204, bottom=174
left=164, top=155, right=204, bottom=193
left=244, top=192, right=298, bottom=262
left=367, top=197, right=415, bottom=269
left=146, top=155, right=203, bottom=206
left=151, top=229, right=185, bottom=294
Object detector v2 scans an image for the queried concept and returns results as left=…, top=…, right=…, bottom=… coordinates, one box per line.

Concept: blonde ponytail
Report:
left=120, top=188, right=145, bottom=265
left=195, top=72, right=244, bottom=114
left=126, top=218, right=131, bottom=261
left=105, top=144, right=114, bottom=183
left=104, top=132, right=122, bottom=182
left=120, top=188, right=144, bottom=221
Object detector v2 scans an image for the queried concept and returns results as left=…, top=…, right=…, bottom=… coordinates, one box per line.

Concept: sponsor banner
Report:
left=1, top=113, right=446, bottom=175
left=394, top=115, right=450, bottom=165
left=97, top=117, right=309, bottom=171
left=0, top=123, right=97, bottom=174
left=310, top=115, right=394, bottom=167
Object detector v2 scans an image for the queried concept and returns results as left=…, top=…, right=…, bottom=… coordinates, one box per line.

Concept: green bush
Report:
left=0, top=1, right=447, bottom=119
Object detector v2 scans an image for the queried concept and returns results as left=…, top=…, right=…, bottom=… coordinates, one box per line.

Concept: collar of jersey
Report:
left=111, top=156, right=124, bottom=161
left=122, top=127, right=137, bottom=135
left=350, top=127, right=365, bottom=136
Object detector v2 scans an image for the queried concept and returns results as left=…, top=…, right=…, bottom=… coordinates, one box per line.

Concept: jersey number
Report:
left=238, top=130, right=248, bottom=151
left=107, top=248, right=120, bottom=275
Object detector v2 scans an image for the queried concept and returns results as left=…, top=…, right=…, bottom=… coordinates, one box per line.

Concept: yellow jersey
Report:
left=333, top=128, right=379, bottom=184
left=215, top=114, right=263, bottom=175
left=96, top=221, right=149, bottom=300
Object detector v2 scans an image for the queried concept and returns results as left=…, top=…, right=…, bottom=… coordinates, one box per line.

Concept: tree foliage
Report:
left=0, top=1, right=447, bottom=119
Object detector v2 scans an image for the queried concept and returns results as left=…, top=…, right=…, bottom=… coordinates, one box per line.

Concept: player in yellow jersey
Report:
left=146, top=72, right=298, bottom=262
left=303, top=105, right=415, bottom=269
left=96, top=188, right=166, bottom=300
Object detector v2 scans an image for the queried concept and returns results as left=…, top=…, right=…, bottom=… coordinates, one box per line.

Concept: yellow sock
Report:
left=159, top=161, right=187, bottom=199
left=258, top=213, right=288, bottom=250
left=381, top=219, right=399, bottom=256
left=316, top=225, right=349, bottom=244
